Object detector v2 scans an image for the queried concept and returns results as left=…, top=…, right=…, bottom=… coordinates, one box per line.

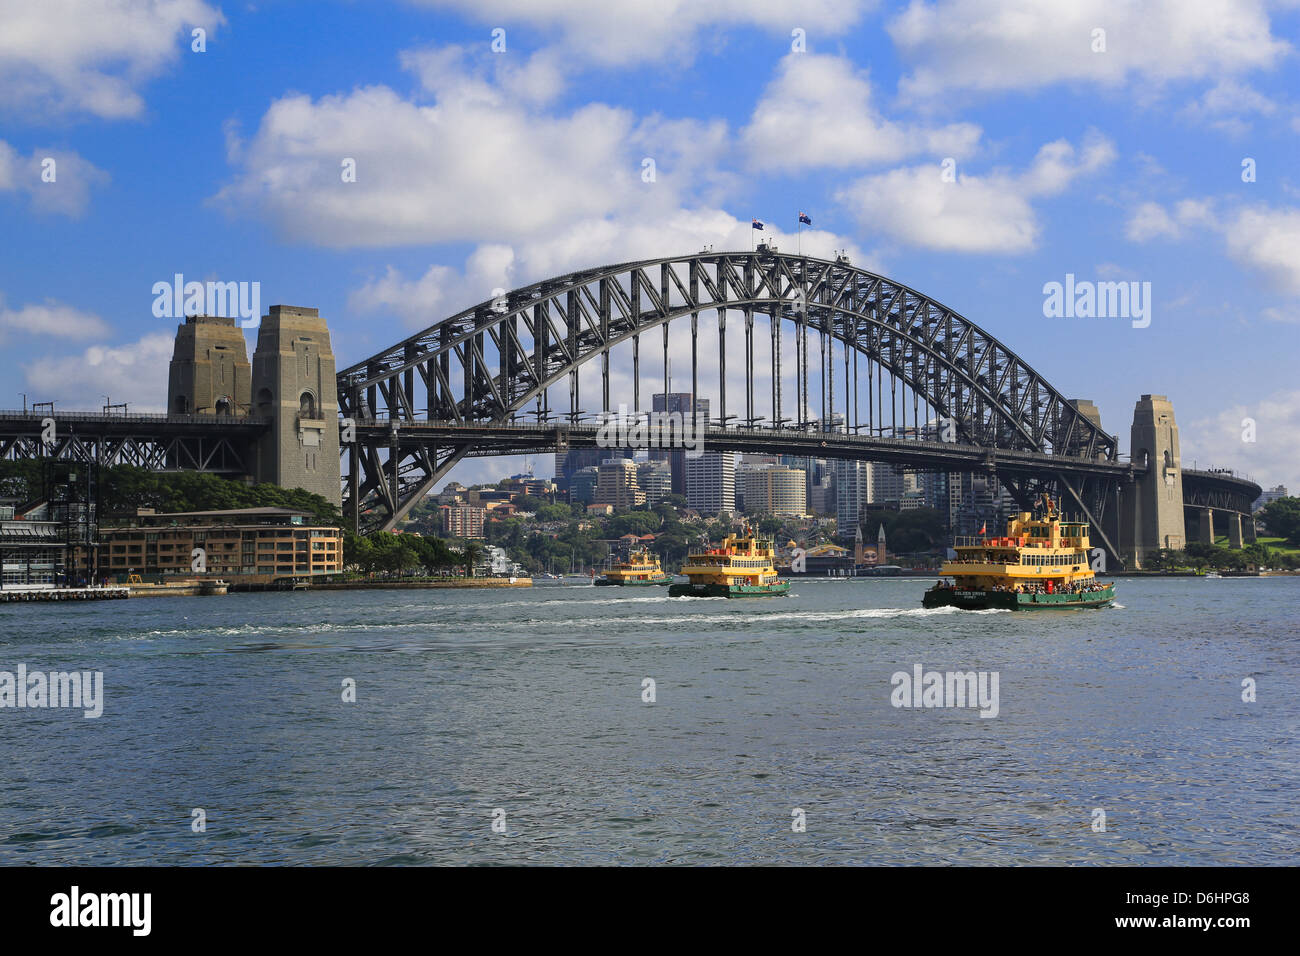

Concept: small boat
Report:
left=922, top=495, right=1115, bottom=611
left=594, top=548, right=674, bottom=587
left=669, top=526, right=791, bottom=598
left=1203, top=571, right=1222, bottom=579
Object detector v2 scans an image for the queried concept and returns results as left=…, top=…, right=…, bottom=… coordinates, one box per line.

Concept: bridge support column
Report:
left=1228, top=511, right=1243, bottom=549
left=1119, top=394, right=1186, bottom=568
left=1245, top=514, right=1257, bottom=544
left=1198, top=508, right=1214, bottom=545
left=251, top=305, right=342, bottom=511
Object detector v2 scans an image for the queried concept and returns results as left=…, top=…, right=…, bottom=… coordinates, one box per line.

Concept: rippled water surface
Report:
left=1, top=577, right=1295, bottom=864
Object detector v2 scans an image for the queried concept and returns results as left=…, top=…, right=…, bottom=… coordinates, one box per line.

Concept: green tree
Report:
left=461, top=540, right=484, bottom=576
left=1259, top=497, right=1300, bottom=545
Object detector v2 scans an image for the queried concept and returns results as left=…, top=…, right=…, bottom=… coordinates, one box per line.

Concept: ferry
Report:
left=922, top=495, right=1115, bottom=611
left=594, top=548, right=674, bottom=587
left=668, top=527, right=791, bottom=598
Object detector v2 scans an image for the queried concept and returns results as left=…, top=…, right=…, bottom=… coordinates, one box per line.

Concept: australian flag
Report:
left=752, top=218, right=764, bottom=231
left=798, top=212, right=812, bottom=226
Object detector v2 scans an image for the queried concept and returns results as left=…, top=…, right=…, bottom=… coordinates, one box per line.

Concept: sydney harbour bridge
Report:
left=0, top=249, right=1261, bottom=568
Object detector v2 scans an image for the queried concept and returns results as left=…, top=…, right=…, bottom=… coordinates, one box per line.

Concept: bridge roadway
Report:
left=0, top=410, right=1262, bottom=538
left=352, top=419, right=1138, bottom=481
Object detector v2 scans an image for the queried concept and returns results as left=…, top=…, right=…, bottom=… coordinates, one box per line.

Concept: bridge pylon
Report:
left=1119, top=394, right=1186, bottom=568
left=251, top=306, right=342, bottom=511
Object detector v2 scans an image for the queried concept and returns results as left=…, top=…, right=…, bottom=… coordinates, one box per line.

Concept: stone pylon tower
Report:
left=167, top=315, right=251, bottom=415
left=251, top=306, right=341, bottom=509
left=1119, top=394, right=1186, bottom=568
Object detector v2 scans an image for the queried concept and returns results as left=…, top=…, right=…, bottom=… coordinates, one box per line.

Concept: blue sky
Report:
left=2, top=0, right=1298, bottom=491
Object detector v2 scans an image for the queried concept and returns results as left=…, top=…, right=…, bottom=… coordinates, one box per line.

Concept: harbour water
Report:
left=1, top=577, right=1295, bottom=865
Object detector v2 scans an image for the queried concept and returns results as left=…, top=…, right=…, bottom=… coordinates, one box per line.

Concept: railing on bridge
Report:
left=0, top=409, right=269, bottom=426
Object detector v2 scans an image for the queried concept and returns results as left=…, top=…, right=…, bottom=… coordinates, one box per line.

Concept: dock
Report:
left=0, top=586, right=131, bottom=603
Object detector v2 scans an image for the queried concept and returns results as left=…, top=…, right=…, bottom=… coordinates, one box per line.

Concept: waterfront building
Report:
left=0, top=499, right=66, bottom=588
left=80, top=507, right=342, bottom=584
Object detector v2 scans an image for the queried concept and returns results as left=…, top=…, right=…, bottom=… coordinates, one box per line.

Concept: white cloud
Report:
left=888, top=0, right=1290, bottom=101
left=741, top=54, right=981, bottom=171
left=1125, top=201, right=1181, bottom=241
left=0, top=141, right=109, bottom=216
left=1126, top=196, right=1300, bottom=310
left=1223, top=206, right=1300, bottom=294
left=835, top=133, right=1115, bottom=253
left=215, top=79, right=706, bottom=247
left=23, top=333, right=174, bottom=412
left=349, top=245, right=518, bottom=330
left=408, top=0, right=874, bottom=66
left=401, top=44, right=568, bottom=106
left=1180, top=79, right=1281, bottom=135
left=0, top=0, right=225, bottom=120
left=0, top=296, right=111, bottom=341
left=1183, top=388, right=1300, bottom=493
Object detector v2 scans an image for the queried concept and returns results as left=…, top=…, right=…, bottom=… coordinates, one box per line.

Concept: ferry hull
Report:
left=594, top=577, right=674, bottom=587
left=668, top=581, right=791, bottom=598
left=923, top=585, right=1115, bottom=611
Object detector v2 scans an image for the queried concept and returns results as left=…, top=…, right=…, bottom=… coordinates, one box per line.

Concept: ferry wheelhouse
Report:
left=923, top=495, right=1116, bottom=611
left=594, top=548, right=673, bottom=587
left=669, top=528, right=791, bottom=598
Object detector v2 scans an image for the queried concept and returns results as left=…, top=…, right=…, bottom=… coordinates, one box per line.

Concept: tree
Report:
left=1259, top=497, right=1300, bottom=545
left=461, top=540, right=484, bottom=577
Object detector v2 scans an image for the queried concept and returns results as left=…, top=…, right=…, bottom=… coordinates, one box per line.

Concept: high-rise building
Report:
left=686, top=452, right=734, bottom=515
left=740, top=465, right=807, bottom=516
left=834, top=459, right=870, bottom=534
left=441, top=503, right=487, bottom=539
left=636, top=460, right=672, bottom=505
left=809, top=474, right=834, bottom=515
left=651, top=393, right=708, bottom=496
left=595, top=458, right=645, bottom=510
left=871, top=462, right=907, bottom=507
left=569, top=466, right=599, bottom=505
left=556, top=448, right=631, bottom=494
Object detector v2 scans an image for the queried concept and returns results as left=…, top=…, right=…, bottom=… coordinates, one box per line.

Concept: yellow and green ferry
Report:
left=594, top=548, right=674, bottom=587
left=923, top=495, right=1116, bottom=611
left=669, top=528, right=791, bottom=598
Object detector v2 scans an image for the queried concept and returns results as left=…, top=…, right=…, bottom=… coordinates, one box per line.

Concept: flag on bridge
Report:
left=752, top=218, right=764, bottom=230
left=798, top=212, right=812, bottom=226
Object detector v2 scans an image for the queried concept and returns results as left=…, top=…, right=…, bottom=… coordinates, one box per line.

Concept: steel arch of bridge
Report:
left=337, top=250, right=1121, bottom=535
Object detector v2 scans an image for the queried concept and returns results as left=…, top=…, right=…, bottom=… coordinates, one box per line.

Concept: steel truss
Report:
left=337, top=252, right=1126, bottom=543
